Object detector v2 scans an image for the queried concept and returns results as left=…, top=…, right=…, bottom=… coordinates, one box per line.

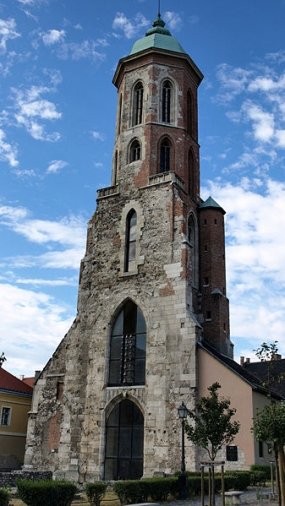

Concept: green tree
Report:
left=253, top=402, right=285, bottom=506
left=252, top=341, right=285, bottom=506
left=185, top=382, right=240, bottom=506
left=185, top=382, right=240, bottom=461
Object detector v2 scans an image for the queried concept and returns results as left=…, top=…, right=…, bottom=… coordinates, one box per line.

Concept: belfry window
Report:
left=129, top=140, right=141, bottom=163
left=160, top=138, right=171, bottom=173
left=125, top=210, right=137, bottom=272
left=109, top=300, right=146, bottom=386
left=162, top=80, right=172, bottom=123
left=132, top=82, right=143, bottom=126
left=187, top=90, right=193, bottom=136
left=188, top=149, right=194, bottom=196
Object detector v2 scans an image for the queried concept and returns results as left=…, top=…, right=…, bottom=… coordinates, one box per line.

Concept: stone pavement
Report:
left=159, top=487, right=278, bottom=505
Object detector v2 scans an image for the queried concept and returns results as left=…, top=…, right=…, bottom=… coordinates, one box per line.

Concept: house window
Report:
left=162, top=80, right=172, bottom=123
left=160, top=138, right=171, bottom=173
left=132, top=82, right=143, bottom=126
left=226, top=445, right=238, bottom=461
left=259, top=441, right=264, bottom=458
left=129, top=140, right=141, bottom=163
left=1, top=407, right=11, bottom=426
left=206, top=311, right=212, bottom=321
left=125, top=210, right=137, bottom=272
left=105, top=399, right=144, bottom=480
left=109, top=300, right=146, bottom=386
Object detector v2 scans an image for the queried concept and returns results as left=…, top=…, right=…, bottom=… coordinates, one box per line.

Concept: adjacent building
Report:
left=0, top=367, right=33, bottom=470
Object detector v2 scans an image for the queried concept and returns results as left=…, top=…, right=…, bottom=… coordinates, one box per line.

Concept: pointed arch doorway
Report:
left=104, top=399, right=144, bottom=480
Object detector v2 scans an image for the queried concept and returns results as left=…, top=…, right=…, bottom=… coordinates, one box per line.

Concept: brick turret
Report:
left=199, top=197, right=233, bottom=357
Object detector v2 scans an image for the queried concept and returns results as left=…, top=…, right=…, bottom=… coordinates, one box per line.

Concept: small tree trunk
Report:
left=277, top=444, right=285, bottom=506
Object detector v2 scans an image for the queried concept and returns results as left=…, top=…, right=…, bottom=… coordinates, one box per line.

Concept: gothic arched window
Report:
left=109, top=300, right=146, bottom=386
left=125, top=209, right=137, bottom=272
left=187, top=90, right=193, bottom=136
left=132, top=82, right=143, bottom=126
left=105, top=399, right=144, bottom=480
left=161, top=80, right=172, bottom=123
left=129, top=139, right=141, bottom=163
left=160, top=138, right=171, bottom=173
left=188, top=213, right=198, bottom=287
left=188, top=149, right=194, bottom=196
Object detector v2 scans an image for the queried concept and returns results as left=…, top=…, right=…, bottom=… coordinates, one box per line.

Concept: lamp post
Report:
left=177, top=402, right=188, bottom=499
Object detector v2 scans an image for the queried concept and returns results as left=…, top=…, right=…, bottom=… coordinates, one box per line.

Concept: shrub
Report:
left=223, top=471, right=251, bottom=491
left=17, top=479, right=77, bottom=506
left=113, top=478, right=177, bottom=504
left=250, top=464, right=272, bottom=480
left=85, top=482, right=108, bottom=506
left=250, top=470, right=267, bottom=486
left=0, top=489, right=9, bottom=506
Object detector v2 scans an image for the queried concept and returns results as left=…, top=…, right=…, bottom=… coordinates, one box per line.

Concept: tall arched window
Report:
left=118, top=93, right=122, bottom=134
left=113, top=150, right=118, bottom=185
left=188, top=149, right=194, bottom=196
left=105, top=399, right=144, bottom=480
left=125, top=210, right=137, bottom=272
left=188, top=214, right=198, bottom=287
left=162, top=80, right=172, bottom=123
left=160, top=138, right=171, bottom=173
left=187, top=90, right=193, bottom=136
left=129, top=139, right=141, bottom=163
left=132, top=82, right=143, bottom=126
left=109, top=300, right=146, bottom=386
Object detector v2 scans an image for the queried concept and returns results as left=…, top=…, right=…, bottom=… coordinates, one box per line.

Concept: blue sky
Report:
left=1, top=0, right=285, bottom=376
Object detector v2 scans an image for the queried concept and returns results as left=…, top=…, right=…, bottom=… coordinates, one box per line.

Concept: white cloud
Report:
left=41, top=29, right=65, bottom=46
left=215, top=64, right=252, bottom=103
left=202, top=178, right=285, bottom=356
left=0, top=18, right=20, bottom=53
left=163, top=11, right=182, bottom=31
left=0, top=128, right=19, bottom=167
left=0, top=207, right=85, bottom=247
left=91, top=130, right=104, bottom=141
left=47, top=159, right=68, bottom=174
left=56, top=40, right=106, bottom=61
left=12, top=85, right=61, bottom=141
left=244, top=102, right=275, bottom=143
left=0, top=283, right=74, bottom=376
left=112, top=12, right=149, bottom=39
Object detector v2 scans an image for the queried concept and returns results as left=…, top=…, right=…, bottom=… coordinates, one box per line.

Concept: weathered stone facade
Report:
left=24, top=16, right=232, bottom=482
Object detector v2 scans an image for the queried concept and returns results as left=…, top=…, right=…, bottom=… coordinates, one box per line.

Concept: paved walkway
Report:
left=160, top=487, right=278, bottom=505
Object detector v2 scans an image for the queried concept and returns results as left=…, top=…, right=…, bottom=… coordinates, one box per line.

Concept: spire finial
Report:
left=158, top=0, right=161, bottom=18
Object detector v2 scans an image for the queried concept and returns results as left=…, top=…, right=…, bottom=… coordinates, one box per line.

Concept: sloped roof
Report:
left=199, top=196, right=225, bottom=214
left=0, top=367, right=33, bottom=396
left=245, top=359, right=285, bottom=398
left=198, top=341, right=284, bottom=400
left=130, top=16, right=186, bottom=56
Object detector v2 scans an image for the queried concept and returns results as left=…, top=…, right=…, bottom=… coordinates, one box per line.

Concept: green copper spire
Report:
left=130, top=14, right=186, bottom=55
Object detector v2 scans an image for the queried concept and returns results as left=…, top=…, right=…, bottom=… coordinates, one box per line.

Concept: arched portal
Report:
left=104, top=399, right=144, bottom=480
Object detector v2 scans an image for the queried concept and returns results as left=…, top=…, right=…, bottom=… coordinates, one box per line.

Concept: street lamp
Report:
left=177, top=402, right=188, bottom=499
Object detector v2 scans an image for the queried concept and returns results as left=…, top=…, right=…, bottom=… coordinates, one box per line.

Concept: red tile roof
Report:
left=0, top=367, right=33, bottom=395
left=22, top=377, right=35, bottom=388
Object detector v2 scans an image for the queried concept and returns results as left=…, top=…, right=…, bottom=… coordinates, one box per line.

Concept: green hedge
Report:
left=113, top=477, right=177, bottom=504
left=85, top=482, right=108, bottom=506
left=250, top=464, right=272, bottom=481
left=17, top=479, right=77, bottom=506
left=113, top=471, right=251, bottom=504
left=0, top=489, right=9, bottom=506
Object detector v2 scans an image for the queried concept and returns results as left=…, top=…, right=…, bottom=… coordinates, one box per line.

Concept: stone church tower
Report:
left=24, top=15, right=232, bottom=482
